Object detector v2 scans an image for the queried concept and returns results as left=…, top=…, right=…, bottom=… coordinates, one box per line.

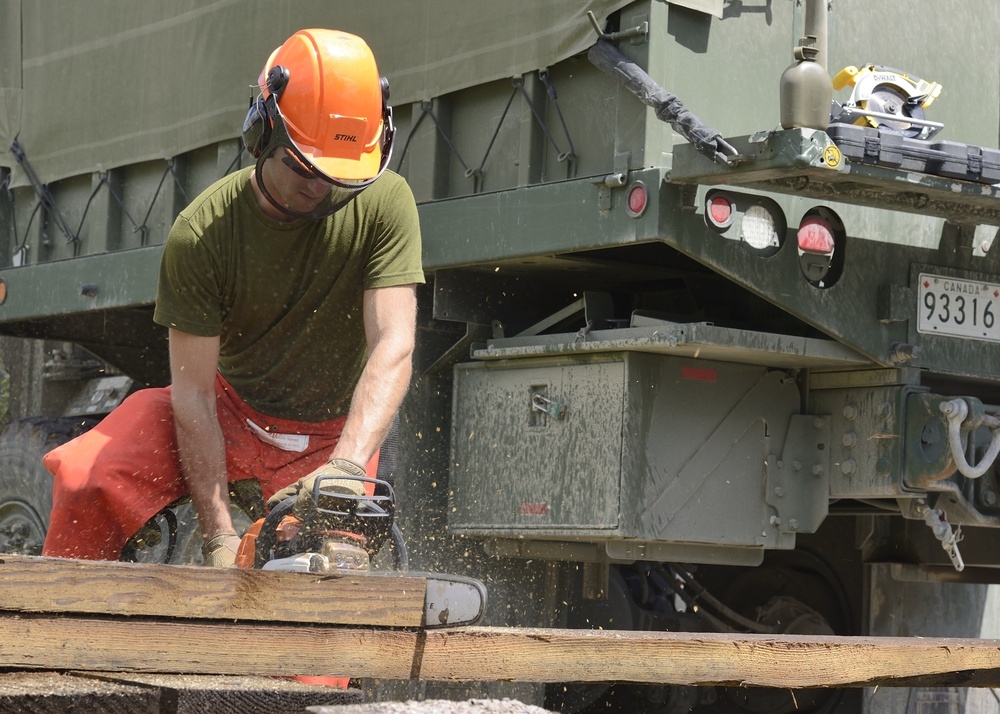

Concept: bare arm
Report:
left=168, top=329, right=234, bottom=537
left=331, top=284, right=417, bottom=466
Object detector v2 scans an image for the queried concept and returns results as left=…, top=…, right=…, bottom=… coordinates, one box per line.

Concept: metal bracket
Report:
left=765, top=415, right=831, bottom=535
left=595, top=152, right=631, bottom=210
left=586, top=10, right=649, bottom=43
left=515, top=291, right=615, bottom=338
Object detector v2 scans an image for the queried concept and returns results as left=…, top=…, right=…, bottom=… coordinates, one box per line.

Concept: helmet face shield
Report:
left=253, top=96, right=390, bottom=220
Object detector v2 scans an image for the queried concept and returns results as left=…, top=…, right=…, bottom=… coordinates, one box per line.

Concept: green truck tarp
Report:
left=0, top=0, right=633, bottom=187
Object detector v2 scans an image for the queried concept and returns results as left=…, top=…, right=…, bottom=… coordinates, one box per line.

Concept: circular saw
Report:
left=831, top=64, right=943, bottom=139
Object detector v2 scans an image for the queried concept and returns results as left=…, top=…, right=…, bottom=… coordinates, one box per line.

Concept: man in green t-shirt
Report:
left=42, top=29, right=423, bottom=567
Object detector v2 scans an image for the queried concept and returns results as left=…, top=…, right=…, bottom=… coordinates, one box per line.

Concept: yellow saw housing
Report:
left=832, top=64, right=943, bottom=138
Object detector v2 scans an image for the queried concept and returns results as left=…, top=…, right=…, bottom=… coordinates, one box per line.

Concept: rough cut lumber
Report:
left=4, top=555, right=1000, bottom=689
left=0, top=555, right=427, bottom=627
left=2, top=616, right=1000, bottom=688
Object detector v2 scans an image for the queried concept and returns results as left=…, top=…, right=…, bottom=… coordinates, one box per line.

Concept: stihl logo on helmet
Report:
left=335, top=134, right=359, bottom=143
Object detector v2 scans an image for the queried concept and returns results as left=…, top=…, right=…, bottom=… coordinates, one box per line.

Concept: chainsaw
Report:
left=236, top=473, right=396, bottom=573
left=830, top=64, right=943, bottom=139
left=235, top=473, right=488, bottom=628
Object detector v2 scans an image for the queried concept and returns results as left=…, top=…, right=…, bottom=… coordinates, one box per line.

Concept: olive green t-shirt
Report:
left=153, top=167, right=424, bottom=422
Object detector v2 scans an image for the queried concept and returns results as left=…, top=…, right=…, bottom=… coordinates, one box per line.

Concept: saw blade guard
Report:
left=831, top=64, right=943, bottom=139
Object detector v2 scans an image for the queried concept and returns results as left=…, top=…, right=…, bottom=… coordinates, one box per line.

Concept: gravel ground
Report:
left=308, top=698, right=557, bottom=713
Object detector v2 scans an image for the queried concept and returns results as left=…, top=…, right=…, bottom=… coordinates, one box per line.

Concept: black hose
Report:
left=588, top=39, right=737, bottom=165
left=672, top=564, right=778, bottom=634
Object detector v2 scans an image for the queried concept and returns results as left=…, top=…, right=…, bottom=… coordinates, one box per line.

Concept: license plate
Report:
left=917, top=273, right=1000, bottom=341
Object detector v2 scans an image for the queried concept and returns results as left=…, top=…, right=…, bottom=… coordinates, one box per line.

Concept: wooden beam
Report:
left=5, top=556, right=1000, bottom=689
left=3, top=616, right=1000, bottom=688
left=0, top=555, right=427, bottom=627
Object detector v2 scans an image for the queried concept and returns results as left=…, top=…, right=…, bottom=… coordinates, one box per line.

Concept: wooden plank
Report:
left=2, top=616, right=1000, bottom=688
left=0, top=555, right=426, bottom=627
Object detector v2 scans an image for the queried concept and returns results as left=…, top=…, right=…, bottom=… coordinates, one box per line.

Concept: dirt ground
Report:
left=0, top=674, right=559, bottom=713
left=309, top=699, right=557, bottom=713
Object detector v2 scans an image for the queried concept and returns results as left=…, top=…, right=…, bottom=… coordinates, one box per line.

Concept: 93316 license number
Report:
left=917, top=273, right=1000, bottom=341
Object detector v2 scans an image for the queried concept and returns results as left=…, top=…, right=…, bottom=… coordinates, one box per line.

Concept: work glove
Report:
left=202, top=532, right=242, bottom=568
left=266, top=458, right=368, bottom=516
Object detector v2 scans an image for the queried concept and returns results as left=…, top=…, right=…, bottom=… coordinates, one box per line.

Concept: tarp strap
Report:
left=392, top=69, right=579, bottom=193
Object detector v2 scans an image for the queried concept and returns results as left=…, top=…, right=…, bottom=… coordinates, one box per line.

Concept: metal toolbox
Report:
left=826, top=122, right=1000, bottom=184
left=448, top=351, right=822, bottom=564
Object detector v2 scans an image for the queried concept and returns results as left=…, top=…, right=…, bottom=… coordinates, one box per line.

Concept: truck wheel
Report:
left=121, top=481, right=261, bottom=565
left=0, top=417, right=98, bottom=555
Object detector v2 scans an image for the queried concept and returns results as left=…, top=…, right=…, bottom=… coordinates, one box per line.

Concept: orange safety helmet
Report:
left=242, top=28, right=394, bottom=216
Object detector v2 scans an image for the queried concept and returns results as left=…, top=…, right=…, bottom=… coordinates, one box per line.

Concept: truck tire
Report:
left=0, top=415, right=257, bottom=565
left=0, top=417, right=98, bottom=556
left=122, top=481, right=261, bottom=565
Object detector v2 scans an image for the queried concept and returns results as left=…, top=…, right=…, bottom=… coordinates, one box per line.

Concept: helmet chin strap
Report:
left=252, top=154, right=362, bottom=220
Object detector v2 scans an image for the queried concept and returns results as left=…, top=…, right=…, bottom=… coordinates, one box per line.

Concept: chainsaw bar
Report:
left=354, top=570, right=488, bottom=628
left=418, top=571, right=489, bottom=628
left=260, top=563, right=489, bottom=628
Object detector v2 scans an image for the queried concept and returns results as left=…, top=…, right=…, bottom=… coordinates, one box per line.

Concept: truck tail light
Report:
left=797, top=216, right=835, bottom=254
left=706, top=193, right=734, bottom=228
left=797, top=208, right=845, bottom=288
left=704, top=190, right=785, bottom=256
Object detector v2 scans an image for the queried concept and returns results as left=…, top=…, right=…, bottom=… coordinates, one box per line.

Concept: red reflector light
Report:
left=520, top=502, right=549, bottom=516
left=681, top=366, right=717, bottom=382
left=798, top=216, right=835, bottom=254
left=707, top=195, right=733, bottom=228
left=626, top=183, right=648, bottom=218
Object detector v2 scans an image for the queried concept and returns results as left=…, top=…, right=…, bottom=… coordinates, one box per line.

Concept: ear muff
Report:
left=241, top=96, right=271, bottom=158
left=379, top=76, right=396, bottom=168
left=241, top=66, right=291, bottom=159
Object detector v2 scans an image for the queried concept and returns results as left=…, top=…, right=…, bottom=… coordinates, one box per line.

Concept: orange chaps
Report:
left=41, top=373, right=370, bottom=560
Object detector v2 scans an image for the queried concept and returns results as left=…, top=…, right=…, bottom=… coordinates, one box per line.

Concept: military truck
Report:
left=3, top=0, right=1000, bottom=711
